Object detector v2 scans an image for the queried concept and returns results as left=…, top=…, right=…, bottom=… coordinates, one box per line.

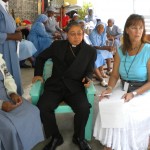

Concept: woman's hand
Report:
left=82, top=77, right=91, bottom=88
left=10, top=93, right=23, bottom=104
left=2, top=101, right=21, bottom=112
left=32, top=76, right=44, bottom=83
left=99, top=89, right=112, bottom=101
left=121, top=93, right=134, bottom=102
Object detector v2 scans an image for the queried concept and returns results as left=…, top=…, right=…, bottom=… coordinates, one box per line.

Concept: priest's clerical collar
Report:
left=72, top=45, right=76, bottom=47
left=68, top=41, right=82, bottom=48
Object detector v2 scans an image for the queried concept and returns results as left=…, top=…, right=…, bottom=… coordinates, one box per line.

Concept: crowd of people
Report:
left=0, top=0, right=150, bottom=150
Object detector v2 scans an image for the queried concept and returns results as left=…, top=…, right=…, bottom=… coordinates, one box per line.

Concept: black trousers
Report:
left=37, top=85, right=90, bottom=140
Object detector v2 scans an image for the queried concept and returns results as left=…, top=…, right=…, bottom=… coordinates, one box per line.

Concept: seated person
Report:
left=106, top=18, right=122, bottom=50
left=16, top=20, right=33, bottom=68
left=27, top=14, right=53, bottom=58
left=78, top=20, right=108, bottom=87
left=19, top=39, right=37, bottom=68
left=0, top=53, right=44, bottom=150
left=45, top=6, right=63, bottom=40
left=94, top=14, right=150, bottom=150
left=32, top=22, right=96, bottom=150
left=84, top=7, right=97, bottom=27
left=57, top=6, right=70, bottom=30
left=89, top=22, right=114, bottom=76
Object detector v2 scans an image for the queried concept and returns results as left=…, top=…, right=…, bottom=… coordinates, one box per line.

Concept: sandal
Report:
left=100, top=80, right=108, bottom=87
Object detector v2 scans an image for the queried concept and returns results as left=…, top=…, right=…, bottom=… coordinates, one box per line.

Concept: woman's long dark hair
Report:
left=122, top=14, right=146, bottom=55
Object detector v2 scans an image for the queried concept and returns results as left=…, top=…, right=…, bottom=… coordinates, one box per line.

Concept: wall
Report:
left=9, top=0, right=38, bottom=23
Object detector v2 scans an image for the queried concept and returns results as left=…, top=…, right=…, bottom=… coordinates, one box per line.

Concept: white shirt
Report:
left=0, top=54, right=17, bottom=110
left=0, top=1, right=9, bottom=109
left=109, top=25, right=113, bottom=31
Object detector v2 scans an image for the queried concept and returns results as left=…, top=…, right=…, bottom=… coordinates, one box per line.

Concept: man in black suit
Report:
left=32, top=22, right=96, bottom=150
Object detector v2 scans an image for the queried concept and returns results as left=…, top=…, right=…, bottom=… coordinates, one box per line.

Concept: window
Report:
left=91, top=0, right=150, bottom=33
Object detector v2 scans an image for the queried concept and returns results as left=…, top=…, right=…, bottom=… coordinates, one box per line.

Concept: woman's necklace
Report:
left=124, top=43, right=142, bottom=79
left=130, top=42, right=142, bottom=51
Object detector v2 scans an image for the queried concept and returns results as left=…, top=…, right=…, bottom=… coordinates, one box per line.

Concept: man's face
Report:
left=97, top=24, right=104, bottom=34
left=108, top=20, right=113, bottom=27
left=67, top=26, right=84, bottom=46
left=73, top=16, right=78, bottom=21
left=88, top=9, right=93, bottom=16
left=47, top=11, right=54, bottom=17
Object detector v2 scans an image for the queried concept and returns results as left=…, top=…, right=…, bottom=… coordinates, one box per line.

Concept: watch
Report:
left=132, top=91, right=137, bottom=97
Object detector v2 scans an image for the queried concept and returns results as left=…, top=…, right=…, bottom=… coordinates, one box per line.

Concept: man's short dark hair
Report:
left=65, top=21, right=83, bottom=32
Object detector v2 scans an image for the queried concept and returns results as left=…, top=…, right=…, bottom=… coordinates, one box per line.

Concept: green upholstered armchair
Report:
left=30, top=59, right=96, bottom=141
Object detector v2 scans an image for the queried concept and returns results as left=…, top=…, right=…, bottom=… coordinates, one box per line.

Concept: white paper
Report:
left=99, top=99, right=125, bottom=128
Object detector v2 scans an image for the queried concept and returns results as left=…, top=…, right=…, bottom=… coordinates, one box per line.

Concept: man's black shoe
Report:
left=43, top=136, right=63, bottom=150
left=73, top=136, right=92, bottom=150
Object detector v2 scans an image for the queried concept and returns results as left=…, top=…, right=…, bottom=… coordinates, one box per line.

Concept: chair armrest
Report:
left=30, top=81, right=44, bottom=105
left=85, top=82, right=96, bottom=95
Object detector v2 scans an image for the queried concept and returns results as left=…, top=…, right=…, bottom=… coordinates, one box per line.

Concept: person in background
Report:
left=45, top=6, right=63, bottom=40
left=20, top=19, right=32, bottom=40
left=0, top=53, right=44, bottom=150
left=27, top=14, right=52, bottom=58
left=57, top=6, right=70, bottom=30
left=106, top=18, right=122, bottom=50
left=96, top=17, right=101, bottom=25
left=84, top=7, right=97, bottom=31
left=94, top=14, right=150, bottom=150
left=78, top=20, right=108, bottom=87
left=16, top=18, right=33, bottom=68
left=70, top=13, right=80, bottom=23
left=78, top=20, right=92, bottom=45
left=19, top=39, right=37, bottom=68
left=89, top=22, right=114, bottom=77
left=0, top=0, right=23, bottom=95
left=32, top=22, right=96, bottom=150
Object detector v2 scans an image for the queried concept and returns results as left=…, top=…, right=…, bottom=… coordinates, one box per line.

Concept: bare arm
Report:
left=107, top=51, right=120, bottom=88
left=94, top=46, right=115, bottom=52
left=100, top=51, right=120, bottom=97
left=7, top=31, right=22, bottom=41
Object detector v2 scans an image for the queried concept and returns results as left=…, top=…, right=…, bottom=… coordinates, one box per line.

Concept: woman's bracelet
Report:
left=106, top=86, right=113, bottom=90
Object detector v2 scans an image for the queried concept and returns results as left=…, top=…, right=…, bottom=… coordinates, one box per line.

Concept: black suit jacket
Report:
left=34, top=40, right=97, bottom=93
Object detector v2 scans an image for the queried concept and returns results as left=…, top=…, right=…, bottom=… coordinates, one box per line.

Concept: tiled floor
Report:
left=21, top=68, right=105, bottom=150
